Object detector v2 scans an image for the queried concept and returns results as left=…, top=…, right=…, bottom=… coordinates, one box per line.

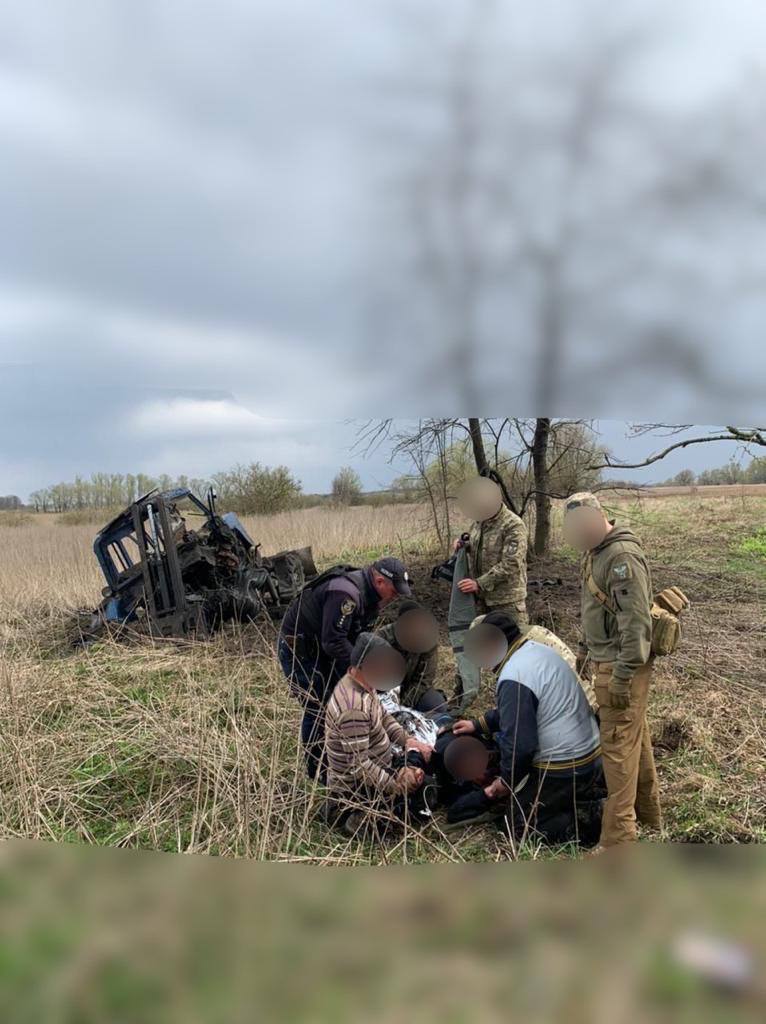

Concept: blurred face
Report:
left=457, top=476, right=503, bottom=523
left=371, top=571, right=399, bottom=607
left=349, top=645, right=406, bottom=691
left=563, top=506, right=610, bottom=552
left=464, top=622, right=509, bottom=670
left=393, top=607, right=439, bottom=654
left=446, top=737, right=490, bottom=783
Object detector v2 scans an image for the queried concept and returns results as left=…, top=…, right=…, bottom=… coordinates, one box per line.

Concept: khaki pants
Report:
left=478, top=599, right=529, bottom=631
left=593, top=660, right=661, bottom=845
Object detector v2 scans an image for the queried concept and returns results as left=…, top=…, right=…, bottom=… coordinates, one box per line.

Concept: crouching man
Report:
left=324, top=632, right=434, bottom=837
left=453, top=612, right=605, bottom=846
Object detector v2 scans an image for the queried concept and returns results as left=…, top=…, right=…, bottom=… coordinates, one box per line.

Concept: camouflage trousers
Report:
left=476, top=598, right=529, bottom=631
left=593, top=660, right=662, bottom=845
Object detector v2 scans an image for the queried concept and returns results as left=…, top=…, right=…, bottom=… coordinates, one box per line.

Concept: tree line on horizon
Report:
left=20, top=464, right=379, bottom=516
left=5, top=448, right=765, bottom=522
left=661, top=457, right=766, bottom=488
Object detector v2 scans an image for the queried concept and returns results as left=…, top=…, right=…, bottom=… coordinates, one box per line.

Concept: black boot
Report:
left=444, top=790, right=500, bottom=832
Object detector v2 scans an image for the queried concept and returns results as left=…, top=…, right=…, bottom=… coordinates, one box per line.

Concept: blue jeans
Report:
left=277, top=636, right=334, bottom=782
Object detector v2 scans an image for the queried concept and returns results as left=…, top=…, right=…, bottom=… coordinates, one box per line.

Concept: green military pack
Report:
left=584, top=554, right=690, bottom=657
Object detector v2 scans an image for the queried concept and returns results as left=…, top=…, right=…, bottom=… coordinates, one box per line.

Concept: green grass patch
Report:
left=738, top=526, right=766, bottom=557
left=728, top=526, right=766, bottom=580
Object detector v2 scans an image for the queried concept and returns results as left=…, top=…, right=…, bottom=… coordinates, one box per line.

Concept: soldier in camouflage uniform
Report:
left=378, top=601, right=444, bottom=711
left=564, top=492, right=661, bottom=848
left=458, top=502, right=529, bottom=629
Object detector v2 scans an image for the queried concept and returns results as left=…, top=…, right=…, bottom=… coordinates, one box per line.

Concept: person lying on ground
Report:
left=433, top=733, right=505, bottom=832
left=323, top=632, right=435, bottom=837
left=452, top=611, right=605, bottom=846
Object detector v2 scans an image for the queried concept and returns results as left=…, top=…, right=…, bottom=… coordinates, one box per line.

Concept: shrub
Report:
left=331, top=467, right=363, bottom=506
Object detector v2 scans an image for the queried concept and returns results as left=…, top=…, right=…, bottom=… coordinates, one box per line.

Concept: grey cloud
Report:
left=0, top=0, right=764, bottom=435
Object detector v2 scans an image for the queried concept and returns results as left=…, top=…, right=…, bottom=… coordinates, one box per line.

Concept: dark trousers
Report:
left=330, top=751, right=434, bottom=835
left=506, top=760, right=606, bottom=846
left=277, top=636, right=335, bottom=782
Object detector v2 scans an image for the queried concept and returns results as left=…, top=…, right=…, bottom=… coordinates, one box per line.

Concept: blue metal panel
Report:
left=222, top=512, right=254, bottom=548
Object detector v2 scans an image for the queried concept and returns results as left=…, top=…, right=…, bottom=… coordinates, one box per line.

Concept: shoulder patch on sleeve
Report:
left=340, top=597, right=356, bottom=616
left=612, top=561, right=632, bottom=581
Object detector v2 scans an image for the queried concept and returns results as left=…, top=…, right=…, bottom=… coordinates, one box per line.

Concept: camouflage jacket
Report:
left=467, top=504, right=528, bottom=608
left=579, top=524, right=653, bottom=681
left=378, top=622, right=439, bottom=708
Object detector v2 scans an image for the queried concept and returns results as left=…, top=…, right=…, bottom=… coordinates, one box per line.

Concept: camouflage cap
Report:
left=564, top=491, right=603, bottom=514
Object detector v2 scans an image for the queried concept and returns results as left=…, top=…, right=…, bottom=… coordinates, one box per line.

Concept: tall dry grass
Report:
left=0, top=504, right=434, bottom=624
left=0, top=503, right=496, bottom=863
left=1, top=495, right=764, bottom=861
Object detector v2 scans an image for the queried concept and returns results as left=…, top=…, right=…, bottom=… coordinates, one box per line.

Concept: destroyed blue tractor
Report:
left=79, top=487, right=316, bottom=641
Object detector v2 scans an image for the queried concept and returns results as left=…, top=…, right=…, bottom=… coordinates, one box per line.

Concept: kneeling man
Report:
left=324, top=632, right=434, bottom=836
left=453, top=612, right=605, bottom=845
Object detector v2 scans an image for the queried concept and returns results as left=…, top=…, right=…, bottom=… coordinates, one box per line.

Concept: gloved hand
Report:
left=608, top=675, right=631, bottom=710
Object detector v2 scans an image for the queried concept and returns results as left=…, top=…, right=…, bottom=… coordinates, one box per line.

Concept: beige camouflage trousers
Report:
left=593, top=660, right=662, bottom=845
left=476, top=598, right=529, bottom=631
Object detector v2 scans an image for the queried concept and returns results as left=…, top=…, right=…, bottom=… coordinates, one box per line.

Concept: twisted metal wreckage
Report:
left=78, top=488, right=317, bottom=642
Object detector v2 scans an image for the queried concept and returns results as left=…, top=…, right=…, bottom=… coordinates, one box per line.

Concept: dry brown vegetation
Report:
left=0, top=493, right=764, bottom=862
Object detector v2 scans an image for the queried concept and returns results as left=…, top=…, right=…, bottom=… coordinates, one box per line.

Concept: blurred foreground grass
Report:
left=1, top=842, right=765, bottom=1023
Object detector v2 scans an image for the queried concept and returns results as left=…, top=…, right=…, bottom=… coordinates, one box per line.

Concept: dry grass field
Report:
left=1, top=492, right=764, bottom=863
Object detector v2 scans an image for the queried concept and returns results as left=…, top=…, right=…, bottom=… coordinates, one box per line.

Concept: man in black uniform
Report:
left=277, top=556, right=412, bottom=780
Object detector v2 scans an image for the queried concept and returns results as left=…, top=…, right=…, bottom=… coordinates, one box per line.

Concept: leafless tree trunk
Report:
left=468, top=417, right=489, bottom=474
left=531, top=418, right=552, bottom=556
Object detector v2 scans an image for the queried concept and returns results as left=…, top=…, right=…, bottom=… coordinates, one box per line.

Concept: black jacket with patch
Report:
left=280, top=568, right=381, bottom=678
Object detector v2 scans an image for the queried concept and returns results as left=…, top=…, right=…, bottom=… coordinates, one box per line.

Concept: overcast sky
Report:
left=1, top=2, right=764, bottom=498
left=0, top=402, right=755, bottom=501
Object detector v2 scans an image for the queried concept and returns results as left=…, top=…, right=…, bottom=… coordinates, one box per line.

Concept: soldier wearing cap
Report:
left=563, top=491, right=661, bottom=848
left=277, top=556, right=412, bottom=780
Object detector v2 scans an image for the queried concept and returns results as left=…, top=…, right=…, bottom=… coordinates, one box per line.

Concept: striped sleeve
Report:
left=332, top=710, right=401, bottom=796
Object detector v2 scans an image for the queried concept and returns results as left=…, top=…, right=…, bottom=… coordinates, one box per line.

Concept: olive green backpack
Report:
left=584, top=554, right=690, bottom=657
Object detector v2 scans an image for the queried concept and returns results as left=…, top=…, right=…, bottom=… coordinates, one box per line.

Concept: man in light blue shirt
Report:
left=452, top=611, right=606, bottom=845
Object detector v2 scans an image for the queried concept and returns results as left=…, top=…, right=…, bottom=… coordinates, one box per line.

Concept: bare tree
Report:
left=589, top=424, right=766, bottom=473
left=359, top=417, right=608, bottom=555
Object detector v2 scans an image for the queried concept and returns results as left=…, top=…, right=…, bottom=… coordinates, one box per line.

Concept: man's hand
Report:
left=397, top=766, right=424, bottom=793
left=406, top=737, right=433, bottom=762
left=452, top=719, right=476, bottom=736
left=452, top=537, right=462, bottom=553
left=483, top=777, right=508, bottom=800
left=608, top=675, right=631, bottom=710
left=457, top=578, right=480, bottom=595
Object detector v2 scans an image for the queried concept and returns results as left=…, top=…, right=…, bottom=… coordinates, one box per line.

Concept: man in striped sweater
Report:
left=324, top=632, right=434, bottom=836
